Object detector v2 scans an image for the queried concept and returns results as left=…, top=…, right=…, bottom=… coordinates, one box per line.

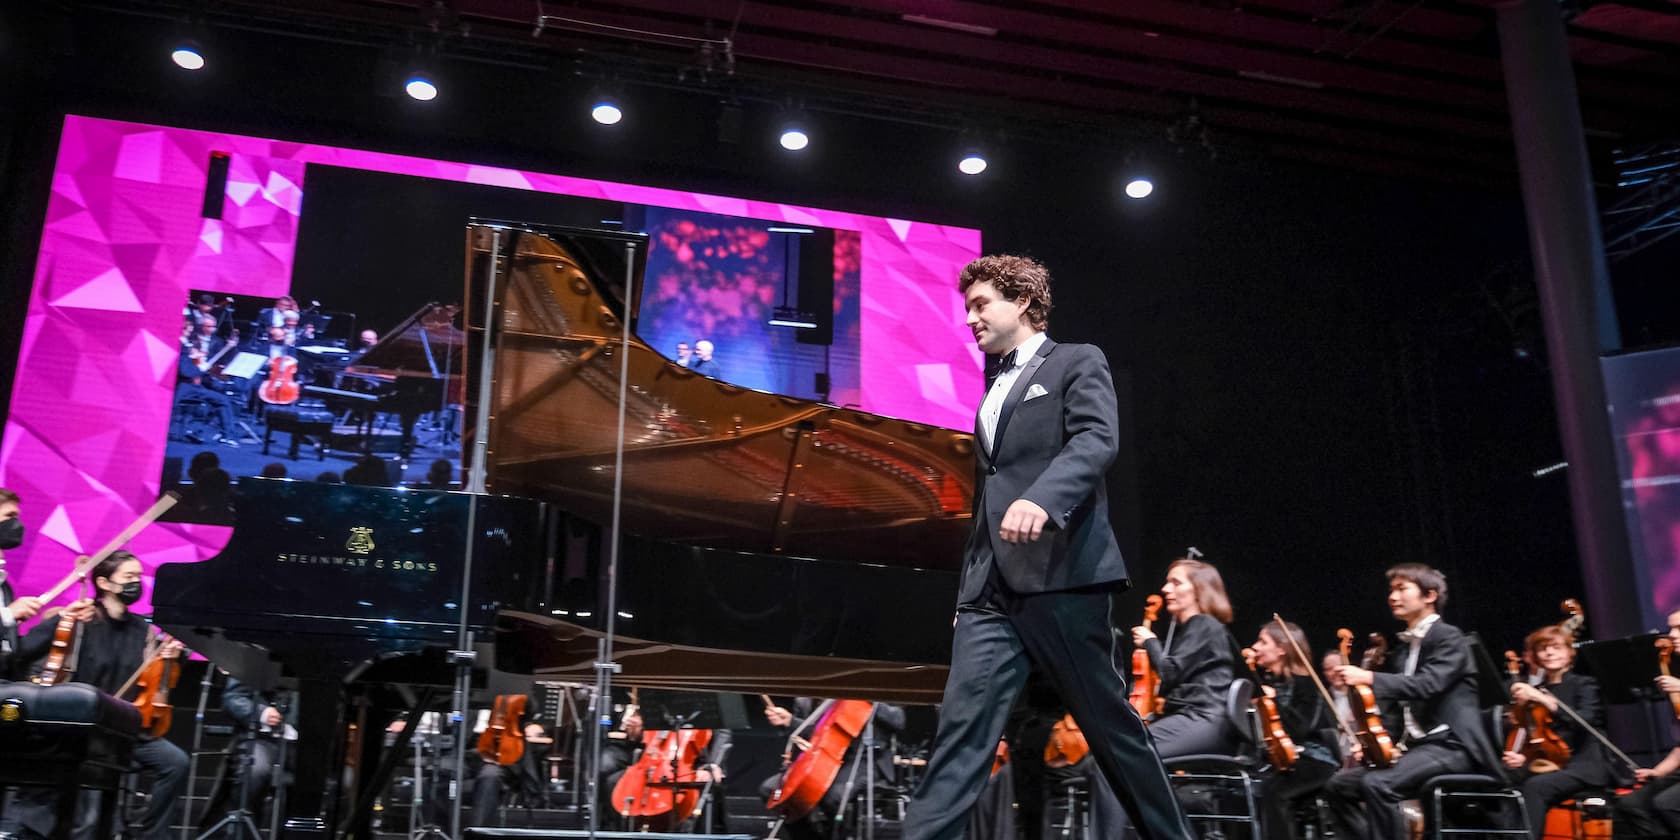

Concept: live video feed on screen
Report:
left=159, top=166, right=867, bottom=526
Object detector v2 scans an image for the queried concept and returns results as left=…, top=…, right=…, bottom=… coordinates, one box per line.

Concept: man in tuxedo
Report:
left=900, top=255, right=1191, bottom=840
left=0, top=487, right=44, bottom=678
left=1326, top=563, right=1503, bottom=840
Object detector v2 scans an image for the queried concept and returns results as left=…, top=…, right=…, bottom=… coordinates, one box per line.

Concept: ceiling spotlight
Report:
left=779, top=127, right=810, bottom=152
left=404, top=73, right=438, bottom=101
left=591, top=98, right=624, bottom=125
left=171, top=42, right=206, bottom=71
left=958, top=154, right=988, bottom=176
left=1124, top=177, right=1154, bottom=199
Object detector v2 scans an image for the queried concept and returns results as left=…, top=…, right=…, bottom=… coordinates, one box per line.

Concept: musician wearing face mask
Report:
left=1501, top=625, right=1620, bottom=840
left=5, top=552, right=190, bottom=840
left=0, top=488, right=45, bottom=678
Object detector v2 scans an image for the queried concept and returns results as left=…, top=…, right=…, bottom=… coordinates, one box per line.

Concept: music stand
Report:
left=1466, top=633, right=1511, bottom=709
left=1576, top=633, right=1671, bottom=758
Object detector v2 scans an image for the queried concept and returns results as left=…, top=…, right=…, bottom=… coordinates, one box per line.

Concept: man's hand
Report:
left=623, top=713, right=643, bottom=740
left=765, top=705, right=793, bottom=728
left=1336, top=665, right=1373, bottom=687
left=262, top=706, right=283, bottom=728
left=8, top=595, right=42, bottom=621
left=1636, top=767, right=1659, bottom=782
left=998, top=499, right=1050, bottom=544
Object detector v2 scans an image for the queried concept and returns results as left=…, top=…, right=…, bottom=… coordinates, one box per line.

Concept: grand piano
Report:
left=152, top=221, right=976, bottom=839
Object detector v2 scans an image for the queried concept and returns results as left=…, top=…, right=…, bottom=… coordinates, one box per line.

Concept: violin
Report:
left=1503, top=650, right=1569, bottom=773
left=31, top=609, right=84, bottom=686
left=1243, top=647, right=1298, bottom=771
left=477, top=694, right=528, bottom=766
left=1338, top=628, right=1396, bottom=769
left=258, top=355, right=300, bottom=405
left=1128, top=594, right=1165, bottom=717
left=1655, top=639, right=1680, bottom=722
left=612, top=726, right=716, bottom=831
left=123, top=627, right=184, bottom=737
left=1043, top=713, right=1089, bottom=769
left=766, top=700, right=874, bottom=821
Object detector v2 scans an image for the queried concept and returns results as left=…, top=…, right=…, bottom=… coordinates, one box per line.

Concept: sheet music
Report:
left=221, top=352, right=266, bottom=379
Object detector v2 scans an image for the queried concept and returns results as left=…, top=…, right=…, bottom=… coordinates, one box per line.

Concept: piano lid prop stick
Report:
left=35, top=492, right=180, bottom=603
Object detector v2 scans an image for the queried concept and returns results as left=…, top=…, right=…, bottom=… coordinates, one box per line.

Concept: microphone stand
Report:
left=183, top=666, right=218, bottom=840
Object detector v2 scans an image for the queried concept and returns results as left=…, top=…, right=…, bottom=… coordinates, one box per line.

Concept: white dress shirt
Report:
left=979, top=331, right=1048, bottom=450
left=1401, top=612, right=1447, bottom=740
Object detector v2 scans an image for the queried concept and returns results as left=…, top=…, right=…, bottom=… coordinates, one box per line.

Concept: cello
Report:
left=1128, top=594, right=1165, bottom=717
left=478, top=694, right=528, bottom=766
left=1242, top=647, right=1298, bottom=771
left=1655, top=639, right=1680, bottom=722
left=612, top=726, right=715, bottom=831
left=1503, top=651, right=1569, bottom=773
left=258, top=355, right=300, bottom=406
left=766, top=700, right=875, bottom=821
left=1338, top=628, right=1396, bottom=769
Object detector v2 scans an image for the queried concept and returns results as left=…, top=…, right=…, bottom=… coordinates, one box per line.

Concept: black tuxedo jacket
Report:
left=1370, top=618, right=1501, bottom=775
left=179, top=335, right=228, bottom=381
left=0, top=579, right=20, bottom=679
left=959, top=337, right=1127, bottom=604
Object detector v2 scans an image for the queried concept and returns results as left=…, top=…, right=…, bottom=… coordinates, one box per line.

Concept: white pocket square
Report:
left=1023, top=383, right=1049, bottom=401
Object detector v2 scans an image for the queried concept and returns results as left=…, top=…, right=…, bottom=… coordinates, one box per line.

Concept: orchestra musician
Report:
left=1131, top=557, right=1242, bottom=759
left=1321, top=649, right=1359, bottom=767
left=0, top=487, right=45, bottom=679
left=1501, top=624, right=1619, bottom=839
left=256, top=295, right=299, bottom=332
left=470, top=708, right=553, bottom=825
left=759, top=698, right=906, bottom=840
left=3, top=551, right=190, bottom=840
left=1324, top=563, right=1502, bottom=840
left=177, top=315, right=241, bottom=445
left=900, top=255, right=1192, bottom=840
left=1611, top=607, right=1680, bottom=838
left=200, top=677, right=293, bottom=827
left=1252, top=621, right=1337, bottom=840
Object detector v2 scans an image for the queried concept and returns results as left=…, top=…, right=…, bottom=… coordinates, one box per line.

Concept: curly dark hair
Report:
left=957, top=255, right=1053, bottom=331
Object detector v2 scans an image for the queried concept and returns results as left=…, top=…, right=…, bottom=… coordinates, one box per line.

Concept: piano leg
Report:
left=280, top=677, right=347, bottom=840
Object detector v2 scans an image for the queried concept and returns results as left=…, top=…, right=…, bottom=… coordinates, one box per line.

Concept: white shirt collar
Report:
left=1001, top=331, right=1048, bottom=369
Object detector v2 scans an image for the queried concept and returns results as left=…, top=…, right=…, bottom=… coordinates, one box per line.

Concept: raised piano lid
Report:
left=151, top=479, right=546, bottom=685
left=464, top=221, right=977, bottom=573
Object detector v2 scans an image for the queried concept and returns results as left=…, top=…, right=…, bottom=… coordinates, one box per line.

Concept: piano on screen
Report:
left=152, top=221, right=974, bottom=839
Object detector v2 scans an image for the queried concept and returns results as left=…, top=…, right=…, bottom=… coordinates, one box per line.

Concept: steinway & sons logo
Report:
left=347, top=527, right=375, bottom=554
left=273, top=525, right=439, bottom=574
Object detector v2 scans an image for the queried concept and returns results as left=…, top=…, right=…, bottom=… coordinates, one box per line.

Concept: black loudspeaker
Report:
left=464, top=830, right=752, bottom=840
left=201, top=151, right=230, bottom=219
left=794, top=228, right=835, bottom=346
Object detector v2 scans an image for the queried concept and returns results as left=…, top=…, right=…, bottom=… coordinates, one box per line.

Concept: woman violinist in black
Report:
left=1130, top=556, right=1241, bottom=759
left=1251, top=621, right=1337, bottom=840
left=1502, top=624, right=1620, bottom=840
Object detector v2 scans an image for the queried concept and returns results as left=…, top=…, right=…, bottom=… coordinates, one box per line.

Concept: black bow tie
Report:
left=998, top=348, right=1019, bottom=371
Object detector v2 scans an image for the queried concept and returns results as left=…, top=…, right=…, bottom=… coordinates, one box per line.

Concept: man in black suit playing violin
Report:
left=900, top=255, right=1191, bottom=840
left=1326, top=563, right=1503, bottom=840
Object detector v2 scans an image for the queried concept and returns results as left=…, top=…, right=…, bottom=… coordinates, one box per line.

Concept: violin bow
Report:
left=34, top=492, right=180, bottom=604
left=1538, top=687, right=1641, bottom=774
left=1272, top=613, right=1362, bottom=745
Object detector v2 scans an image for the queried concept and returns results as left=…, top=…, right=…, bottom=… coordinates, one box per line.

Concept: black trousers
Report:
left=901, top=586, right=1192, bottom=840
left=1613, top=773, right=1680, bottom=839
left=1510, top=762, right=1607, bottom=840
left=1259, top=756, right=1336, bottom=840
left=1324, top=741, right=1473, bottom=840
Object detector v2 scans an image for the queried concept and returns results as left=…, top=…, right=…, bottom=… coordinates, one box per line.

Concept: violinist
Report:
left=201, top=677, right=293, bottom=827
left=1324, top=563, right=1502, bottom=840
left=1252, top=621, right=1337, bottom=840
left=469, top=695, right=548, bottom=826
left=1502, top=625, right=1616, bottom=839
left=0, top=488, right=45, bottom=679
left=1611, top=608, right=1680, bottom=838
left=5, top=551, right=190, bottom=840
left=758, top=698, right=906, bottom=840
left=1321, top=650, right=1359, bottom=768
left=1130, top=556, right=1241, bottom=759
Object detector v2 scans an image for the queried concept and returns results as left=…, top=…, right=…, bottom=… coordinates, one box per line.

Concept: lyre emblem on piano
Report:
left=1, top=699, right=22, bottom=723
left=345, top=527, right=376, bottom=555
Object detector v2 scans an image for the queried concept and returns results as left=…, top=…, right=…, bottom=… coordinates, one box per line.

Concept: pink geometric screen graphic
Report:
left=0, top=115, right=982, bottom=615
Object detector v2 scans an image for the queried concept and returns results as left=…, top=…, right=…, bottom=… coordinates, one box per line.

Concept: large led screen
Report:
left=0, top=115, right=982, bottom=610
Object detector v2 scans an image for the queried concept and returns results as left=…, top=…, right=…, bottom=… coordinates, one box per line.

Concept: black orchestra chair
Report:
left=169, top=393, right=215, bottom=442
left=1418, top=635, right=1529, bottom=839
left=1162, top=677, right=1262, bottom=839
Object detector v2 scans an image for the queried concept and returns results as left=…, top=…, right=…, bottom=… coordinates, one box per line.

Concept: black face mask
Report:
left=116, top=580, right=144, bottom=605
left=0, top=518, right=22, bottom=551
